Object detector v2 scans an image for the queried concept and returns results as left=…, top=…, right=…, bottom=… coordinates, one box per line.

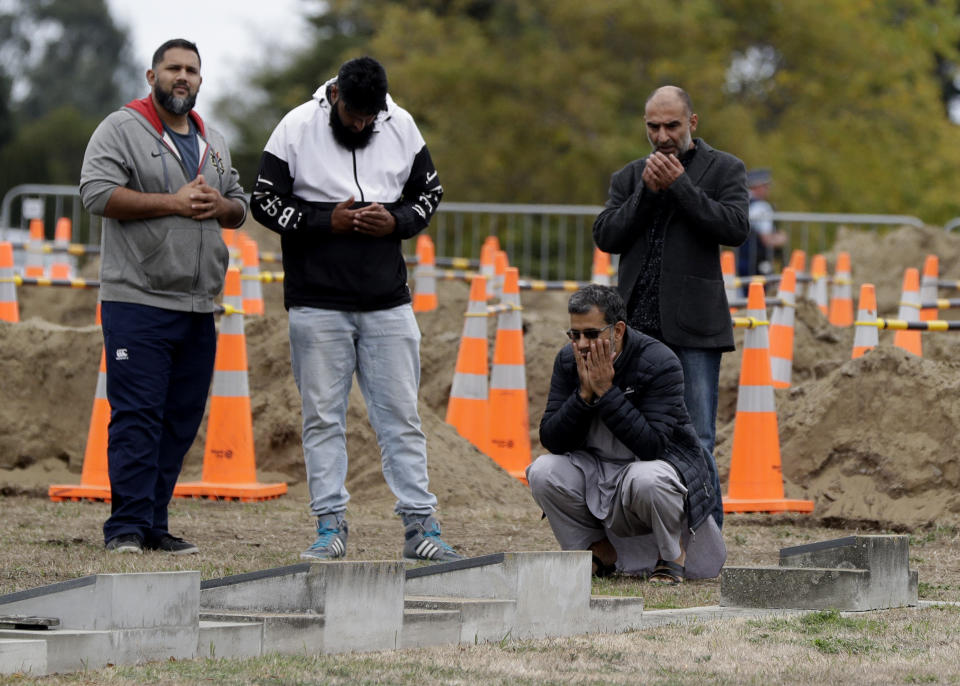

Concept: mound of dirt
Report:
left=0, top=319, right=101, bottom=471
left=3, top=221, right=960, bottom=529
left=779, top=346, right=960, bottom=529
left=831, top=224, right=960, bottom=315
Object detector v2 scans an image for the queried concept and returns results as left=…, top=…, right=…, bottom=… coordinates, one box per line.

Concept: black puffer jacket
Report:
left=539, top=326, right=717, bottom=530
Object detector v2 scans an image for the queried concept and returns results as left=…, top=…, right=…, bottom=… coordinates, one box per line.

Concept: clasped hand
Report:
left=174, top=174, right=232, bottom=221
left=642, top=151, right=684, bottom=192
left=574, top=336, right=616, bottom=404
left=331, top=196, right=396, bottom=236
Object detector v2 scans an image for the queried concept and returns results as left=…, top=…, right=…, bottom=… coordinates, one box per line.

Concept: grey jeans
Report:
left=288, top=304, right=437, bottom=518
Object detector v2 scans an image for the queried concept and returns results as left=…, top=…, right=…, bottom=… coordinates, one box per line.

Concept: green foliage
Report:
left=811, top=635, right=878, bottom=654
left=0, top=71, right=13, bottom=149
left=227, top=0, right=960, bottom=224
left=0, top=106, right=99, bottom=191
left=215, top=0, right=375, bottom=188
left=0, top=0, right=138, bottom=121
left=0, top=0, right=137, bottom=195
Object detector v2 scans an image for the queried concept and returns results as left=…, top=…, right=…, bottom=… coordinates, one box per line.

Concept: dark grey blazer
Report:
left=593, top=139, right=749, bottom=351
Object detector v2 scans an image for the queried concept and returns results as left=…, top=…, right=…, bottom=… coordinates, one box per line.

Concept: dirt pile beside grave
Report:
left=2, top=221, right=960, bottom=528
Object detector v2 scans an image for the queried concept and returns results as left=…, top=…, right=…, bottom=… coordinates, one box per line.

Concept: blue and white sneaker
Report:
left=300, top=514, right=348, bottom=560
left=403, top=515, right=462, bottom=562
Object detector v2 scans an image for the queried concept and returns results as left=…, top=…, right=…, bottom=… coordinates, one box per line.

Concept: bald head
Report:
left=645, top=86, right=694, bottom=117
left=644, top=85, right=698, bottom=157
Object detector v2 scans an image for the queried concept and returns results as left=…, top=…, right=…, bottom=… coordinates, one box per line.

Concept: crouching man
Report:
left=527, top=285, right=725, bottom=582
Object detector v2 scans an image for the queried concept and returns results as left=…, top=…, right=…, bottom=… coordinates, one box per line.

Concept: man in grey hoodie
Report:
left=80, top=38, right=247, bottom=555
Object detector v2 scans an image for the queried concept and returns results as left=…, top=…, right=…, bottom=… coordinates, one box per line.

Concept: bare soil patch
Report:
left=2, top=222, right=960, bottom=598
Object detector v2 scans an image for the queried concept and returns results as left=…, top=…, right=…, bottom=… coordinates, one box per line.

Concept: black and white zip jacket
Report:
left=251, top=78, right=443, bottom=311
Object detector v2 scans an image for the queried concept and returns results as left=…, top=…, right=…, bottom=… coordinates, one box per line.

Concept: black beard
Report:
left=155, top=83, right=197, bottom=116
left=329, top=105, right=375, bottom=150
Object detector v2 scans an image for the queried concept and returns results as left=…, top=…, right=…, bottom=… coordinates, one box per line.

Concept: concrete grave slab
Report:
left=0, top=572, right=200, bottom=631
left=200, top=611, right=323, bottom=656
left=198, top=620, right=263, bottom=660
left=108, top=625, right=201, bottom=665
left=400, top=608, right=462, bottom=649
left=721, top=535, right=918, bottom=611
left=0, top=628, right=110, bottom=674
left=201, top=560, right=406, bottom=653
left=586, top=596, right=646, bottom=633
left=405, top=551, right=645, bottom=639
left=0, top=639, right=47, bottom=676
left=0, top=625, right=199, bottom=673
left=200, top=563, right=312, bottom=613
left=404, top=596, right=516, bottom=644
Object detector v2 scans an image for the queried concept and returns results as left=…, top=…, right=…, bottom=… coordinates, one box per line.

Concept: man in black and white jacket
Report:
left=252, top=56, right=460, bottom=563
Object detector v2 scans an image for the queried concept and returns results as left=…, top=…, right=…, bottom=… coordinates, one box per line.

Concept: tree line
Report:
left=3, top=0, right=960, bottom=224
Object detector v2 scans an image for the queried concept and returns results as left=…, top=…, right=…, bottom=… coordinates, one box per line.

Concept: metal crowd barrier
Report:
left=1, top=186, right=929, bottom=283
left=423, top=205, right=927, bottom=283
left=428, top=202, right=604, bottom=282
left=0, top=184, right=101, bottom=272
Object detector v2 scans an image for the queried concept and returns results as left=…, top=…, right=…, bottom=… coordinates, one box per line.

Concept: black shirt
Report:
left=627, top=144, right=698, bottom=340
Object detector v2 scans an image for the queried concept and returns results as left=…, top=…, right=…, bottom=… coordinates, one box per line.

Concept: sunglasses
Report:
left=565, top=323, right=614, bottom=341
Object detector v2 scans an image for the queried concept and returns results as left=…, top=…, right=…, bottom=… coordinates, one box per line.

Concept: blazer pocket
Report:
left=675, top=275, right=728, bottom=336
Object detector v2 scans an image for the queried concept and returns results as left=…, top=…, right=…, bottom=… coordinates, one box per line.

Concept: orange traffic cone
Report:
left=809, top=254, right=829, bottom=316
left=722, top=250, right=737, bottom=312
left=446, top=274, right=490, bottom=452
left=591, top=247, right=611, bottom=286
left=788, top=250, right=806, bottom=300
left=412, top=235, right=438, bottom=312
left=49, top=303, right=111, bottom=501
left=851, top=283, right=878, bottom=359
left=49, top=218, right=74, bottom=280
left=240, top=237, right=265, bottom=316
left=0, top=242, right=19, bottom=322
left=769, top=267, right=796, bottom=388
left=174, top=268, right=286, bottom=501
left=24, top=218, right=45, bottom=278
left=222, top=227, right=241, bottom=268
left=919, top=255, right=939, bottom=325
left=492, top=249, right=508, bottom=300
left=893, top=267, right=922, bottom=356
left=724, top=282, right=814, bottom=514
left=488, top=267, right=530, bottom=483
left=481, top=238, right=497, bottom=299
left=48, top=265, right=70, bottom=280
left=828, top=252, right=853, bottom=326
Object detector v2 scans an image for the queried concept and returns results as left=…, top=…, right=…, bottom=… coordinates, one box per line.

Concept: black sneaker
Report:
left=145, top=534, right=199, bottom=555
left=105, top=534, right=143, bottom=554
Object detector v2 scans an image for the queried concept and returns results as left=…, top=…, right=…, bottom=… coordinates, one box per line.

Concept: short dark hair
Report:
left=568, top=285, right=627, bottom=325
left=152, top=39, right=201, bottom=70
left=337, top=56, right=388, bottom=114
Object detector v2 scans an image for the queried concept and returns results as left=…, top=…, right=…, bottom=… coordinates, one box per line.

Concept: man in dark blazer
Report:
left=593, top=85, right=749, bottom=528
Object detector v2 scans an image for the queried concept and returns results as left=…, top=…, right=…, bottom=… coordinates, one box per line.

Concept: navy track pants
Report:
left=100, top=302, right=216, bottom=544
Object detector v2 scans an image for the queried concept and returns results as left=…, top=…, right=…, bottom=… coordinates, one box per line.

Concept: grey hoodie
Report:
left=80, top=96, right=247, bottom=312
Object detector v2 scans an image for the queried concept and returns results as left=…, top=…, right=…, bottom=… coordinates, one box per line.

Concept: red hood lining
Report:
left=125, top=95, right=205, bottom=137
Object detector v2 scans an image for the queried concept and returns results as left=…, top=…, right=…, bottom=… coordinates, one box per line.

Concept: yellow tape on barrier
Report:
left=856, top=318, right=959, bottom=331
left=731, top=316, right=769, bottom=329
